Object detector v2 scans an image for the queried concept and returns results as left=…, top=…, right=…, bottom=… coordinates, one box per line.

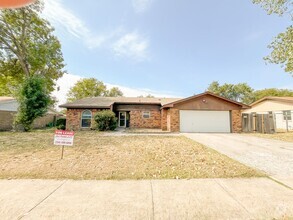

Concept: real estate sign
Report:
left=54, top=130, right=74, bottom=146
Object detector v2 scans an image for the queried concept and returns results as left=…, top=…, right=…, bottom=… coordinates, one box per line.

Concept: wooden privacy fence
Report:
left=242, top=113, right=276, bottom=134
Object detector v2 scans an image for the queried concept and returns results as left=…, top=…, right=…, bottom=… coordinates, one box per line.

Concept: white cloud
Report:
left=52, top=73, right=83, bottom=108
left=112, top=32, right=149, bottom=61
left=132, top=0, right=153, bottom=13
left=43, top=0, right=122, bottom=49
left=43, top=0, right=150, bottom=60
left=53, top=74, right=178, bottom=109
left=43, top=0, right=104, bottom=48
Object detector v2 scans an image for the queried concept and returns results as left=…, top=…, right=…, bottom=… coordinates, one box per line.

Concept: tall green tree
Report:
left=207, top=81, right=254, bottom=104
left=67, top=78, right=123, bottom=102
left=248, top=88, right=293, bottom=103
left=15, top=75, right=51, bottom=131
left=0, top=0, right=65, bottom=95
left=106, top=87, right=124, bottom=97
left=253, top=0, right=292, bottom=74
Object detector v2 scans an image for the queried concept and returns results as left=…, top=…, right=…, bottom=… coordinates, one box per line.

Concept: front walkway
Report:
left=184, top=133, right=293, bottom=188
left=0, top=178, right=292, bottom=219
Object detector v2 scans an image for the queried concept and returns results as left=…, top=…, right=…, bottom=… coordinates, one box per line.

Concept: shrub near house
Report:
left=94, top=110, right=117, bottom=131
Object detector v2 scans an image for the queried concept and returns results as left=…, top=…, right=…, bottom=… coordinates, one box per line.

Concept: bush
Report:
left=14, top=76, right=51, bottom=131
left=94, top=110, right=117, bottom=131
left=46, top=122, right=54, bottom=128
left=55, top=118, right=66, bottom=130
left=57, top=124, right=66, bottom=130
left=56, top=118, right=66, bottom=127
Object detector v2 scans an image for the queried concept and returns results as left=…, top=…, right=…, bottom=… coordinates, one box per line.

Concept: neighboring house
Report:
left=243, top=97, right=293, bottom=131
left=0, top=97, right=61, bottom=131
left=60, top=92, right=250, bottom=133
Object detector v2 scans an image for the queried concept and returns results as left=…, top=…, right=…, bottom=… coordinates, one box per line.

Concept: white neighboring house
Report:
left=0, top=96, right=61, bottom=131
left=243, top=97, right=293, bottom=131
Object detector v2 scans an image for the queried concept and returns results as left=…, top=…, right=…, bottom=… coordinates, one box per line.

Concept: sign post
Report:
left=54, top=130, right=74, bottom=159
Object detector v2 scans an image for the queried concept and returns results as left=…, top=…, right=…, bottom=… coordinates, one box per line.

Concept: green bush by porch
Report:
left=94, top=110, right=118, bottom=131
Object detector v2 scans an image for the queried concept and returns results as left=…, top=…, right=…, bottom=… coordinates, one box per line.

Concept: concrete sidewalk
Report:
left=0, top=178, right=292, bottom=219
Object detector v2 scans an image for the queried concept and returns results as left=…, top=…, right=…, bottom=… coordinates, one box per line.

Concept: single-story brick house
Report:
left=59, top=92, right=250, bottom=133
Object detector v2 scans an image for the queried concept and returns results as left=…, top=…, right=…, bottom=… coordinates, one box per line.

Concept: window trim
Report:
left=81, top=110, right=92, bottom=128
left=283, top=110, right=292, bottom=121
left=142, top=111, right=151, bottom=119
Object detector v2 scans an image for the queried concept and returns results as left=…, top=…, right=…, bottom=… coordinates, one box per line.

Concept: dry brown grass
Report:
left=247, top=131, right=293, bottom=143
left=0, top=130, right=264, bottom=180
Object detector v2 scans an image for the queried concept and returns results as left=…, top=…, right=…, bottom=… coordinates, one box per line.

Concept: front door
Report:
left=119, top=112, right=126, bottom=127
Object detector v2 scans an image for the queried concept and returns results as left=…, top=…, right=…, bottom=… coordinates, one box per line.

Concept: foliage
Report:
left=249, top=88, right=293, bottom=103
left=265, top=26, right=292, bottom=73
left=94, top=110, right=117, bottom=131
left=67, top=78, right=123, bottom=102
left=138, top=94, right=155, bottom=98
left=207, top=81, right=254, bottom=104
left=56, top=118, right=66, bottom=130
left=252, top=0, right=292, bottom=16
left=252, top=0, right=292, bottom=74
left=57, top=124, right=66, bottom=130
left=14, top=75, right=51, bottom=131
left=0, top=0, right=65, bottom=95
left=207, top=81, right=293, bottom=104
left=106, top=87, right=124, bottom=97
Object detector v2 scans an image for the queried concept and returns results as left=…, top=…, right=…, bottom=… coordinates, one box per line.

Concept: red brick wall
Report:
left=130, top=109, right=161, bottom=129
left=66, top=109, right=101, bottom=130
left=165, top=108, right=180, bottom=132
left=231, top=110, right=242, bottom=133
left=161, top=109, right=168, bottom=131
left=169, top=108, right=180, bottom=132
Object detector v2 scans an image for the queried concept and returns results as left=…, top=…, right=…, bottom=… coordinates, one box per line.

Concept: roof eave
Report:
left=59, top=105, right=111, bottom=109
left=250, top=97, right=293, bottom=106
left=161, top=91, right=250, bottom=109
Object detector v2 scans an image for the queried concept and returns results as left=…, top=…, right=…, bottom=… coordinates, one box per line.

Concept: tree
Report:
left=14, top=75, right=51, bottom=131
left=253, top=0, right=292, bottom=74
left=137, top=94, right=155, bottom=98
left=248, top=88, right=293, bottom=103
left=0, top=0, right=65, bottom=95
left=265, top=26, right=292, bottom=73
left=67, top=78, right=123, bottom=102
left=207, top=81, right=254, bottom=104
left=106, top=87, right=123, bottom=97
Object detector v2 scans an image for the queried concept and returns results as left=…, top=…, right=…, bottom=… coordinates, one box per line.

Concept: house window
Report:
left=81, top=110, right=92, bottom=128
left=142, top=111, right=150, bottom=119
left=283, top=111, right=292, bottom=121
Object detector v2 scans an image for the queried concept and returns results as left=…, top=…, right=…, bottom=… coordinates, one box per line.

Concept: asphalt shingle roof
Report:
left=59, top=97, right=181, bottom=108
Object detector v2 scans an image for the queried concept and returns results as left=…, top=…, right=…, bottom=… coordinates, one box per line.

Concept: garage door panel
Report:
left=180, top=110, right=230, bottom=133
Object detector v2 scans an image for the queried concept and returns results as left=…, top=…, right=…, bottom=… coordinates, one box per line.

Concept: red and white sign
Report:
left=0, top=0, right=35, bottom=8
left=54, top=130, right=74, bottom=146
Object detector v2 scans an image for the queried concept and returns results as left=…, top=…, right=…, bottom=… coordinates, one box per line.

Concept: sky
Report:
left=43, top=0, right=293, bottom=106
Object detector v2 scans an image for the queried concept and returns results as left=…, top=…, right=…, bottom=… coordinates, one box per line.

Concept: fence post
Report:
left=285, top=111, right=289, bottom=132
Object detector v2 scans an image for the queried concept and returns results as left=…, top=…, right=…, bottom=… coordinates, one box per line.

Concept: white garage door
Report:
left=180, top=110, right=231, bottom=133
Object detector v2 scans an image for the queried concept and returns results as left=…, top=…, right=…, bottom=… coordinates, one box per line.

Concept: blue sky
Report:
left=45, top=0, right=292, bottom=103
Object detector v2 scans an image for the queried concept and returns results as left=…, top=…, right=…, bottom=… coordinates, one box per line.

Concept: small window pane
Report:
left=81, top=110, right=92, bottom=127
left=142, top=111, right=150, bottom=119
left=283, top=111, right=292, bottom=120
left=82, top=119, right=91, bottom=128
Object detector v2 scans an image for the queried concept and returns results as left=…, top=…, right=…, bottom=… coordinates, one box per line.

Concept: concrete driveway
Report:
left=0, top=178, right=292, bottom=220
left=184, top=133, right=293, bottom=188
